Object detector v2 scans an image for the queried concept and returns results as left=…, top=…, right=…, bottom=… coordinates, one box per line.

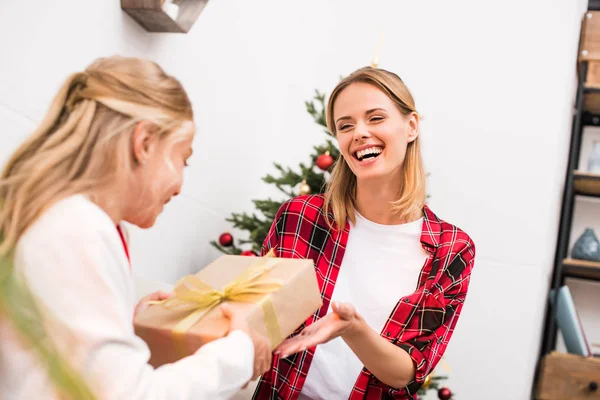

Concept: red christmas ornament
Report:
left=218, top=232, right=233, bottom=247
left=316, top=151, right=334, bottom=171
left=438, top=387, right=452, bottom=400
left=240, top=250, right=258, bottom=256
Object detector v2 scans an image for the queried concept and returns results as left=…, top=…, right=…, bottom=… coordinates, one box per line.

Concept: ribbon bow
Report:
left=153, top=248, right=284, bottom=343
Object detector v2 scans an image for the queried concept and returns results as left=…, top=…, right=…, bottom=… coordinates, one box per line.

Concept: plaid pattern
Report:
left=253, top=195, right=475, bottom=400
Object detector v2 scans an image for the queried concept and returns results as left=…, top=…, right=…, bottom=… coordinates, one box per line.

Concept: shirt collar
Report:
left=420, top=204, right=442, bottom=252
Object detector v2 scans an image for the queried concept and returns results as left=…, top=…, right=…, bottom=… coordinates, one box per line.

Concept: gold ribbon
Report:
left=151, top=249, right=284, bottom=346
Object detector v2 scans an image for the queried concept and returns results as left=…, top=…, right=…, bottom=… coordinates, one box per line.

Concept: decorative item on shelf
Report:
left=316, top=151, right=334, bottom=171
left=587, top=140, right=600, bottom=174
left=218, top=232, right=233, bottom=247
left=299, top=179, right=311, bottom=195
left=571, top=228, right=600, bottom=261
left=240, top=250, right=258, bottom=257
left=121, top=0, right=209, bottom=33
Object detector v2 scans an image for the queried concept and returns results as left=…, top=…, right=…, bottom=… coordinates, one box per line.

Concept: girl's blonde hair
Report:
left=323, top=66, right=426, bottom=229
left=0, top=56, right=194, bottom=256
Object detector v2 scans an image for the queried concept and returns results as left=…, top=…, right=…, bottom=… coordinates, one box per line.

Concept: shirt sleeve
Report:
left=390, top=238, right=476, bottom=397
left=16, top=224, right=254, bottom=400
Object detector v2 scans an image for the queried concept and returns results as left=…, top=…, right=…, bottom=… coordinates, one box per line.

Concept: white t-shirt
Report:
left=299, top=212, right=427, bottom=400
left=0, top=194, right=254, bottom=400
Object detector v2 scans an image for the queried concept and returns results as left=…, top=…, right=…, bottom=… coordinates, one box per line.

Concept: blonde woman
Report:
left=253, top=67, right=476, bottom=400
left=0, top=56, right=271, bottom=399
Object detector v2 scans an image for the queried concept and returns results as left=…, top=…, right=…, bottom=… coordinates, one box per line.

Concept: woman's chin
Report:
left=127, top=211, right=159, bottom=229
left=354, top=165, right=387, bottom=181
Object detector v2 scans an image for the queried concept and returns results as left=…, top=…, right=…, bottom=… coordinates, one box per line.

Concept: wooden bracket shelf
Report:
left=574, top=170, right=600, bottom=196
left=121, top=0, right=209, bottom=33
left=563, top=258, right=600, bottom=281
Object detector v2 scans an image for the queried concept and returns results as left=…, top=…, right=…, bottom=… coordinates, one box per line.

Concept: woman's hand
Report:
left=134, top=290, right=173, bottom=316
left=221, top=303, right=272, bottom=381
left=275, top=301, right=360, bottom=358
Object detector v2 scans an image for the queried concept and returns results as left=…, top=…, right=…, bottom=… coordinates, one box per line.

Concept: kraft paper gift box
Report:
left=134, top=250, right=322, bottom=368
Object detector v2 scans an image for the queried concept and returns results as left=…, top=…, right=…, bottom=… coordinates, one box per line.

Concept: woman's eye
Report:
left=338, top=124, right=352, bottom=131
left=370, top=116, right=384, bottom=122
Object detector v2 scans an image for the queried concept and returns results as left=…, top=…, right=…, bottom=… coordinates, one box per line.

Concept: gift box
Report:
left=134, top=250, right=322, bottom=367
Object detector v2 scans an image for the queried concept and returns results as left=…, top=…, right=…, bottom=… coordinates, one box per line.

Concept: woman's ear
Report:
left=132, top=121, right=158, bottom=165
left=407, top=112, right=420, bottom=143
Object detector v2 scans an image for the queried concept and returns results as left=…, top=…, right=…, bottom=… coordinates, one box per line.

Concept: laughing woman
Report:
left=253, top=67, right=475, bottom=400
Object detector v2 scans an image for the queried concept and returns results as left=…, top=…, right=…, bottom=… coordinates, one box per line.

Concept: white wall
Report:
left=0, top=1, right=593, bottom=399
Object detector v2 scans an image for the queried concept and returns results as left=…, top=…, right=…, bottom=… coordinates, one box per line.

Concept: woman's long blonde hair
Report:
left=323, top=66, right=426, bottom=230
left=0, top=56, right=193, bottom=256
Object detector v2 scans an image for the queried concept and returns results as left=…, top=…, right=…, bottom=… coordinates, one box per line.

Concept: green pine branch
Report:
left=305, top=89, right=331, bottom=135
left=263, top=163, right=304, bottom=197
left=253, top=199, right=284, bottom=222
left=209, top=241, right=242, bottom=255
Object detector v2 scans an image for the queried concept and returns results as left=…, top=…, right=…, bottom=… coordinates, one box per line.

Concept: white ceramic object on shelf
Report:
left=588, top=140, right=600, bottom=174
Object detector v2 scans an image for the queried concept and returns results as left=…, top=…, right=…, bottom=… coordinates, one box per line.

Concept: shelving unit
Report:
left=534, top=6, right=600, bottom=399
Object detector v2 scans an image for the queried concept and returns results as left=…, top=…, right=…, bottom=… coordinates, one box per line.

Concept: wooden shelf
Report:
left=563, top=258, right=600, bottom=281
left=536, top=352, right=600, bottom=399
left=121, top=0, right=209, bottom=33
left=574, top=170, right=600, bottom=196
left=584, top=88, right=600, bottom=114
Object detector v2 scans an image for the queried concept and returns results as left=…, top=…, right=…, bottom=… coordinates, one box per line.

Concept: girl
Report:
left=0, top=56, right=271, bottom=399
left=253, top=67, right=475, bottom=400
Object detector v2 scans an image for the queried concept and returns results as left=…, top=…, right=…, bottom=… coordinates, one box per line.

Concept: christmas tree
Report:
left=210, top=89, right=339, bottom=255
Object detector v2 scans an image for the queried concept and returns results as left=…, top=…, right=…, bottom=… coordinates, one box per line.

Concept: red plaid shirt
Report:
left=253, top=195, right=475, bottom=400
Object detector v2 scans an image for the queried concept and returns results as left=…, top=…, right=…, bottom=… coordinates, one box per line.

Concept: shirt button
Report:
left=437, top=337, right=442, bottom=344
left=404, top=298, right=410, bottom=303
left=386, top=332, right=391, bottom=337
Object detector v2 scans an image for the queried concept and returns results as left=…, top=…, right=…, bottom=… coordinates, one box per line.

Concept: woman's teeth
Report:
left=356, top=147, right=383, bottom=161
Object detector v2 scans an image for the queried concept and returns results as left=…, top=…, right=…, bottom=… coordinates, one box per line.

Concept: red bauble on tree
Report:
left=438, top=387, right=453, bottom=400
left=218, top=232, right=233, bottom=247
left=240, top=250, right=258, bottom=256
left=316, top=151, right=334, bottom=171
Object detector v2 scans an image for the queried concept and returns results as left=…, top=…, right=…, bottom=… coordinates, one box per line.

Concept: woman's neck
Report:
left=87, top=185, right=125, bottom=226
left=354, top=178, right=420, bottom=225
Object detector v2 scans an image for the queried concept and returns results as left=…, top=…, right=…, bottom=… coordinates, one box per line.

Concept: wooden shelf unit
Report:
left=535, top=7, right=600, bottom=400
